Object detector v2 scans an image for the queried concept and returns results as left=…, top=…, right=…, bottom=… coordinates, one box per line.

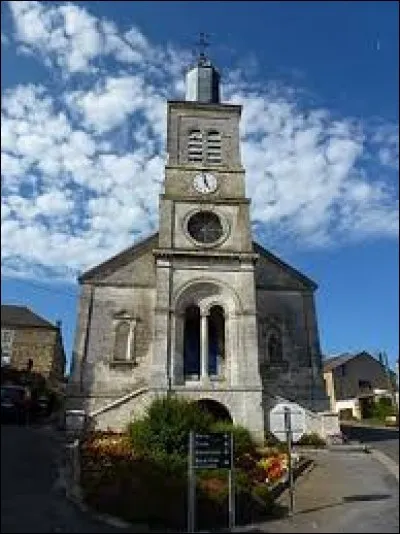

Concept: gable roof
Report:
left=78, top=232, right=317, bottom=290
left=253, top=241, right=317, bottom=290
left=1, top=305, right=57, bottom=329
left=323, top=351, right=379, bottom=372
left=78, top=232, right=159, bottom=283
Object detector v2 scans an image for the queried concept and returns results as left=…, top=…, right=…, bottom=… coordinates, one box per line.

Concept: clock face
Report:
left=193, top=172, right=218, bottom=194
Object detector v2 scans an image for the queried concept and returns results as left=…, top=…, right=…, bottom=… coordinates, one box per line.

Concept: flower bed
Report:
left=78, top=399, right=310, bottom=529
left=79, top=430, right=288, bottom=530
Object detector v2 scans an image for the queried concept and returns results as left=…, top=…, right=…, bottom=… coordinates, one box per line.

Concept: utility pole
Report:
left=396, top=358, right=399, bottom=414
left=381, top=352, right=396, bottom=409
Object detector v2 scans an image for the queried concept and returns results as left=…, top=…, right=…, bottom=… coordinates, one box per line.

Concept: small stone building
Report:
left=67, top=52, right=330, bottom=442
left=1, top=304, right=65, bottom=388
left=323, top=351, right=396, bottom=419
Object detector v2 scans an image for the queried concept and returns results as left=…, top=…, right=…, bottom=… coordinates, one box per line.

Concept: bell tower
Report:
left=151, top=45, right=264, bottom=441
left=159, top=51, right=253, bottom=252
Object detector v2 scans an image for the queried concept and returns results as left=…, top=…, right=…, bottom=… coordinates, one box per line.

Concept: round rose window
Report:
left=187, top=211, right=223, bottom=244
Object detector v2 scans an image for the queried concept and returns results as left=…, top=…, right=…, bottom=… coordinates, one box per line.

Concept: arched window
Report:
left=188, top=129, right=203, bottom=163
left=183, top=305, right=201, bottom=378
left=206, top=130, right=221, bottom=164
left=208, top=305, right=225, bottom=376
left=268, top=330, right=283, bottom=363
left=113, top=321, right=131, bottom=361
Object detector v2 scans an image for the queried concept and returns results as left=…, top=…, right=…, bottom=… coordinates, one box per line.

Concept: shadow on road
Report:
left=293, top=493, right=393, bottom=516
left=341, top=424, right=399, bottom=443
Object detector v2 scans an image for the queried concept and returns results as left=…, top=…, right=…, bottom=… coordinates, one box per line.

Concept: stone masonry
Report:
left=67, top=53, right=330, bottom=442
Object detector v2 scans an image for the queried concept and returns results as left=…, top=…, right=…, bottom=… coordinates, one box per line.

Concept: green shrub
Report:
left=264, top=430, right=281, bottom=447
left=81, top=426, right=282, bottom=530
left=128, top=394, right=214, bottom=457
left=210, top=420, right=257, bottom=458
left=296, top=432, right=326, bottom=447
left=82, top=396, right=285, bottom=529
left=372, top=397, right=396, bottom=420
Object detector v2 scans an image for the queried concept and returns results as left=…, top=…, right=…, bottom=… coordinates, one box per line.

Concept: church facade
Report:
left=67, top=53, right=329, bottom=442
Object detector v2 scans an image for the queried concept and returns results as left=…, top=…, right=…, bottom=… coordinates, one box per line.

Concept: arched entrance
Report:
left=197, top=399, right=232, bottom=422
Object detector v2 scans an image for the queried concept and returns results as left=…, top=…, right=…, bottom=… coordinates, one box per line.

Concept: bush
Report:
left=372, top=397, right=396, bottom=420
left=296, top=432, right=326, bottom=448
left=210, top=420, right=257, bottom=458
left=264, top=430, right=281, bottom=447
left=81, top=397, right=284, bottom=529
left=128, top=394, right=214, bottom=457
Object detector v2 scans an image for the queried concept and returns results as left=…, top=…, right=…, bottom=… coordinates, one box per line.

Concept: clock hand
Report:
left=203, top=174, right=210, bottom=189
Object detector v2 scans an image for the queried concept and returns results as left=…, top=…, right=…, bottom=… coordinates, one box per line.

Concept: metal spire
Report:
left=186, top=32, right=220, bottom=103
left=196, top=32, right=210, bottom=64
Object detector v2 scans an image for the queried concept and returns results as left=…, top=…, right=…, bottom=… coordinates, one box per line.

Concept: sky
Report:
left=1, top=1, right=399, bottom=373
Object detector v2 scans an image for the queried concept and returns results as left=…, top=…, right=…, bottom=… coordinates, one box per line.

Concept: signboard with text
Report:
left=193, top=432, right=232, bottom=469
left=188, top=430, right=235, bottom=532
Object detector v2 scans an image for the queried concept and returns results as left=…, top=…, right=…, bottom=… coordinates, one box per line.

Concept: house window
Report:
left=113, top=320, right=135, bottom=362
left=188, top=129, right=203, bottom=163
left=206, top=130, right=222, bottom=165
left=358, top=380, right=372, bottom=390
left=340, top=364, right=346, bottom=377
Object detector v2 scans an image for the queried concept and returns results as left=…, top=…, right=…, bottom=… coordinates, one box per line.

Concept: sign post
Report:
left=284, top=407, right=294, bottom=516
left=270, top=403, right=306, bottom=517
left=187, top=431, right=234, bottom=532
left=188, top=431, right=196, bottom=533
left=228, top=432, right=235, bottom=530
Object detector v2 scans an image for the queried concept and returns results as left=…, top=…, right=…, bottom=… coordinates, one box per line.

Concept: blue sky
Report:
left=1, top=1, right=398, bottom=372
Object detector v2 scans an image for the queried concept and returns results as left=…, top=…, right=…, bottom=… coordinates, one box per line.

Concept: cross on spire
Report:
left=196, top=32, right=210, bottom=63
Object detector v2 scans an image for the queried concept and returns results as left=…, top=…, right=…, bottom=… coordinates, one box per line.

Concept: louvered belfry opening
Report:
left=188, top=129, right=203, bottom=163
left=206, top=130, right=221, bottom=165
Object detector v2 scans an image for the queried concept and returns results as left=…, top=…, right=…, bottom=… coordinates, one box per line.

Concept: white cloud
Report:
left=66, top=76, right=147, bottom=133
left=2, top=0, right=398, bottom=280
left=9, top=1, right=101, bottom=74
left=8, top=1, right=176, bottom=77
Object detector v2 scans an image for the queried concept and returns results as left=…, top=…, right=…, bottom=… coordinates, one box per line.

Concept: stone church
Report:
left=67, top=52, right=330, bottom=442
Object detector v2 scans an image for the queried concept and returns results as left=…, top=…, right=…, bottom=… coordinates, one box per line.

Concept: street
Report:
left=244, top=448, right=399, bottom=533
left=1, top=423, right=398, bottom=533
left=0, top=424, right=124, bottom=533
left=340, top=422, right=399, bottom=464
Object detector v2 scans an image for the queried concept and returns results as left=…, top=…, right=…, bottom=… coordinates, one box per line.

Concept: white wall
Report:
left=335, top=398, right=359, bottom=419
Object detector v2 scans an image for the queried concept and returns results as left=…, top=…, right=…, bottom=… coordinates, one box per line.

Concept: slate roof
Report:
left=323, top=351, right=376, bottom=372
left=78, top=232, right=159, bottom=282
left=78, top=231, right=316, bottom=289
left=253, top=241, right=317, bottom=290
left=1, top=305, right=57, bottom=330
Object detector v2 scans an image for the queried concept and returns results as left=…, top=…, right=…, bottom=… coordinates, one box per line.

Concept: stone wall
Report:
left=8, top=327, right=64, bottom=384
left=80, top=286, right=156, bottom=395
left=256, top=288, right=329, bottom=412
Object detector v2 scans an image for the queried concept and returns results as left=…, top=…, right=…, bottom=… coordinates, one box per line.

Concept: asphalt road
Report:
left=340, top=423, right=399, bottom=464
left=242, top=449, right=399, bottom=533
left=0, top=423, right=124, bottom=533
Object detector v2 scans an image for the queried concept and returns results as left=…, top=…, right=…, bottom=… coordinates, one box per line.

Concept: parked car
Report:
left=1, top=385, right=32, bottom=424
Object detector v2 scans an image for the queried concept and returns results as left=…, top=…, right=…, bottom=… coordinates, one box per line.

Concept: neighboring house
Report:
left=67, top=50, right=330, bottom=442
left=1, top=304, right=65, bottom=388
left=323, top=351, right=396, bottom=419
